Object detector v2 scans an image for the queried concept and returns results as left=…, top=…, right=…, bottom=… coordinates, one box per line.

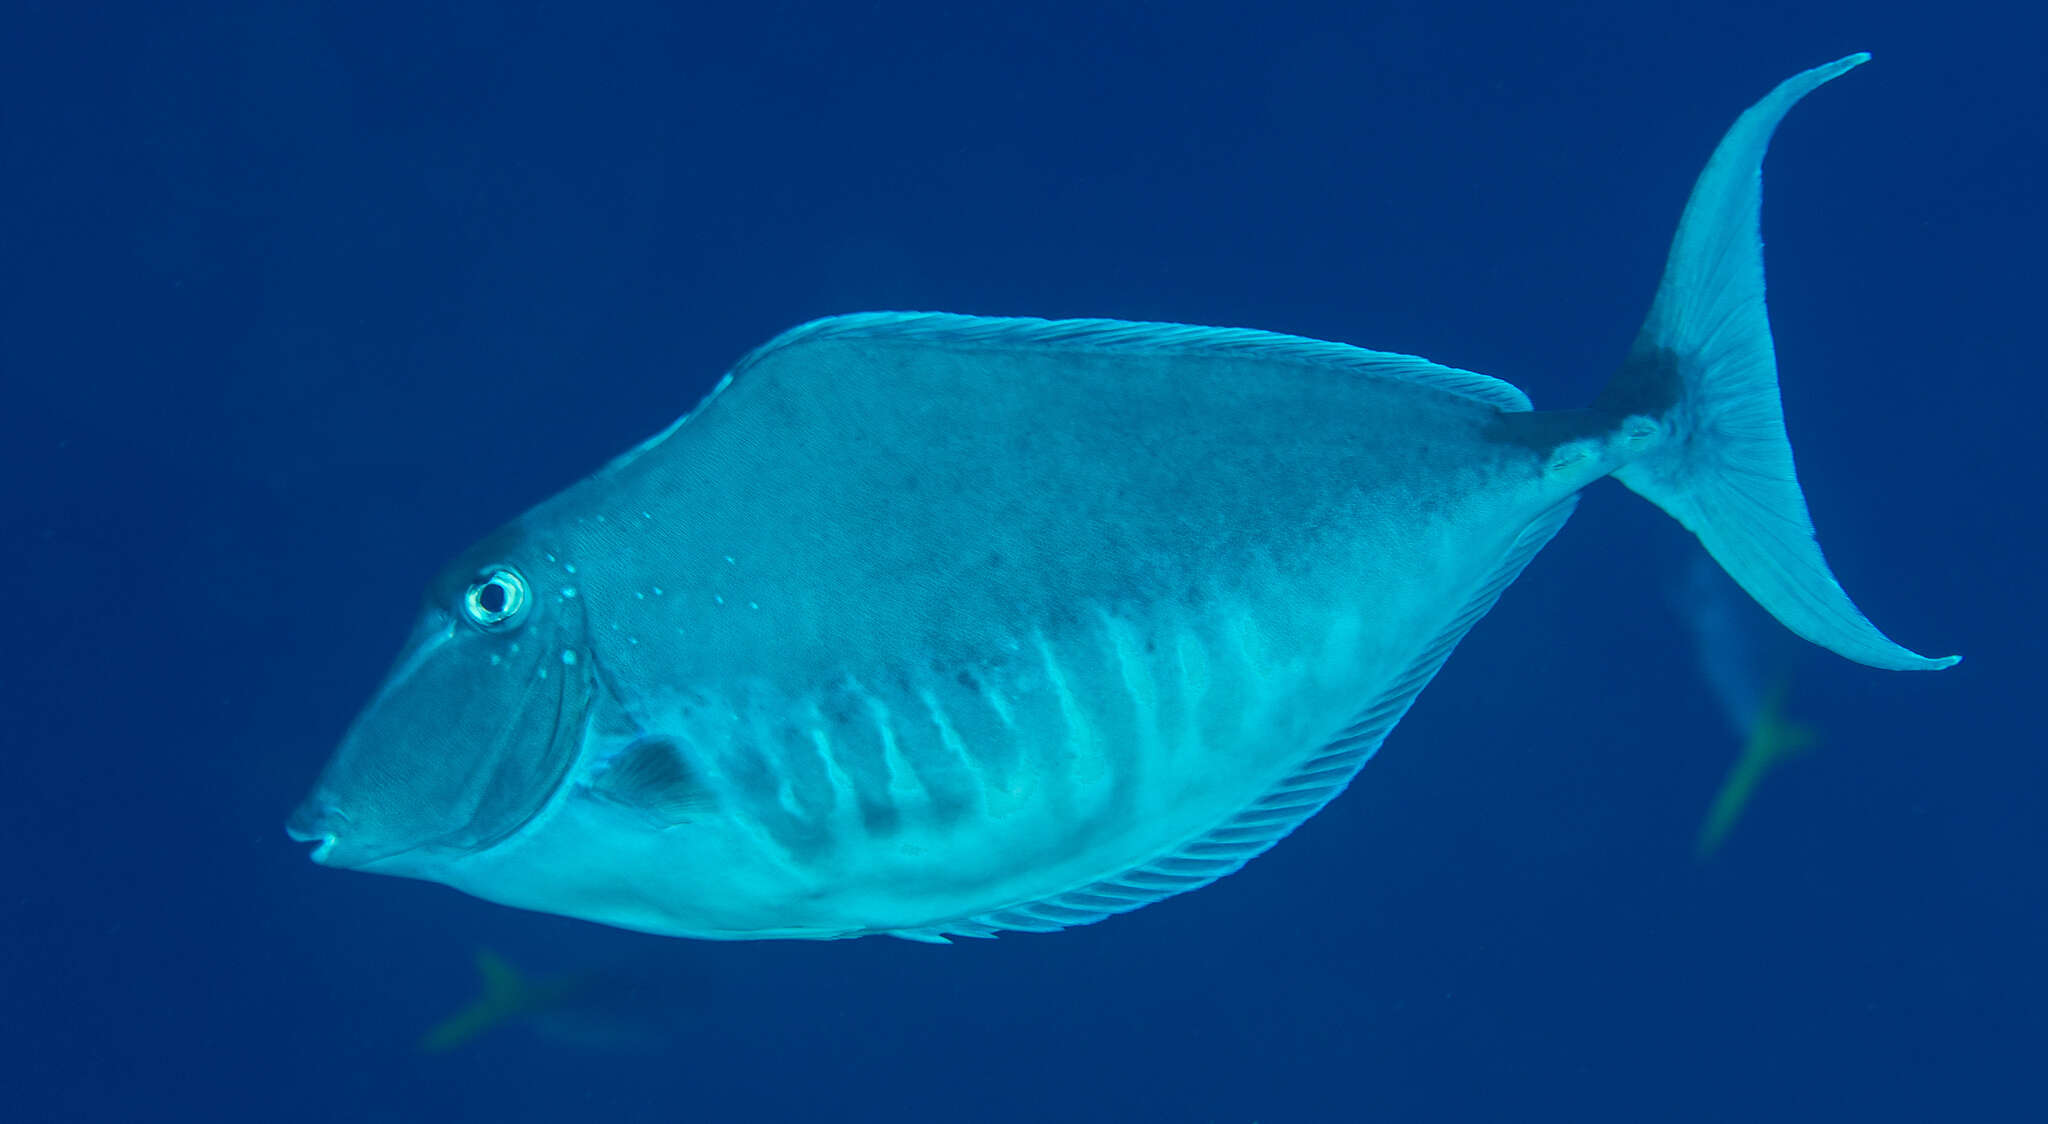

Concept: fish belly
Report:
left=681, top=536, right=1497, bottom=936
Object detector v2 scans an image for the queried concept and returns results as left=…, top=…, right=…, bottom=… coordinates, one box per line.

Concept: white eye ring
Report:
left=463, top=568, right=530, bottom=629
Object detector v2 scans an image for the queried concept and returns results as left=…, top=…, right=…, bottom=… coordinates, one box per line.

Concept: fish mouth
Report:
left=284, top=801, right=423, bottom=869
left=290, top=831, right=338, bottom=864
left=286, top=802, right=345, bottom=864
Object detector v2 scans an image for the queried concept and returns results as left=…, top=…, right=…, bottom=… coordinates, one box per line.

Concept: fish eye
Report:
left=462, top=568, right=530, bottom=629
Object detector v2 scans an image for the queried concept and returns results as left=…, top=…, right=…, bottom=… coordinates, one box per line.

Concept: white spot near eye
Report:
left=562, top=587, right=578, bottom=599
left=627, top=637, right=638, bottom=645
left=489, top=653, right=502, bottom=666
left=724, top=555, right=735, bottom=565
left=545, top=553, right=557, bottom=563
left=561, top=650, right=578, bottom=666
left=714, top=595, right=724, bottom=605
left=641, top=511, right=651, bottom=520
left=635, top=591, right=645, bottom=599
left=537, top=666, right=549, bottom=679
left=652, top=587, right=663, bottom=596
left=565, top=563, right=578, bottom=575
left=749, top=601, right=760, bottom=610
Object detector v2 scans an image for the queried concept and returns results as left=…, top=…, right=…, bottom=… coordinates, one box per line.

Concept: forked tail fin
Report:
left=1598, top=54, right=1958, bottom=671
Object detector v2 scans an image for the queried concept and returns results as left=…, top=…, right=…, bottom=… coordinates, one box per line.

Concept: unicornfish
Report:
left=288, top=56, right=1956, bottom=942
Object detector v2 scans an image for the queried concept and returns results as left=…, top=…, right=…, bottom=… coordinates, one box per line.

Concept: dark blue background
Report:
left=6, top=2, right=2039, bottom=1121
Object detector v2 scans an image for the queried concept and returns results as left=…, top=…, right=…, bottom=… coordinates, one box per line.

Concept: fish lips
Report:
left=285, top=799, right=351, bottom=866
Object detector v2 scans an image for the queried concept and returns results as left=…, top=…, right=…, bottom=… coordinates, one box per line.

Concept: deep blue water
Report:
left=6, top=2, right=2040, bottom=1121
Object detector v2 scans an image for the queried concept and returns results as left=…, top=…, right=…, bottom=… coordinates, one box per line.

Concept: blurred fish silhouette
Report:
left=1676, top=555, right=1820, bottom=858
left=419, top=949, right=681, bottom=1054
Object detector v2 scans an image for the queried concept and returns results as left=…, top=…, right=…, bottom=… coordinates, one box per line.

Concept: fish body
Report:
left=427, top=323, right=1580, bottom=940
left=289, top=56, right=1954, bottom=942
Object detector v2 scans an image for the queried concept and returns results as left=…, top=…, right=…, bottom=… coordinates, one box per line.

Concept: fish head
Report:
left=288, top=524, right=592, bottom=879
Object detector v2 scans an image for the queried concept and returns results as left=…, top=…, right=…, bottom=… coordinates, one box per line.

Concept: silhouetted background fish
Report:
left=419, top=948, right=696, bottom=1054
left=1675, top=553, right=1819, bottom=857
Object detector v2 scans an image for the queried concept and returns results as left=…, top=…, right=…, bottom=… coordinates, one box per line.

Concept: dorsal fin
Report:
left=887, top=497, right=1579, bottom=942
left=736, top=312, right=1533, bottom=413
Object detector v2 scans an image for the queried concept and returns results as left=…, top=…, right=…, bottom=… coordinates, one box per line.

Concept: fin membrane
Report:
left=585, top=737, right=716, bottom=827
left=1601, top=54, right=1956, bottom=671
left=744, top=311, right=1534, bottom=413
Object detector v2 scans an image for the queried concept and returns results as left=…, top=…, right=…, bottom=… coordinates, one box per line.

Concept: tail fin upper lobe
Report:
left=1600, top=54, right=1958, bottom=672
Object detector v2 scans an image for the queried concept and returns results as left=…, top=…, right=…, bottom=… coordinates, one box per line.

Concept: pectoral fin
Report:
left=584, top=737, right=717, bottom=827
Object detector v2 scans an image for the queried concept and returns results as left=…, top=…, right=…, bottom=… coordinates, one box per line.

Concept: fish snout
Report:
left=285, top=799, right=347, bottom=864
